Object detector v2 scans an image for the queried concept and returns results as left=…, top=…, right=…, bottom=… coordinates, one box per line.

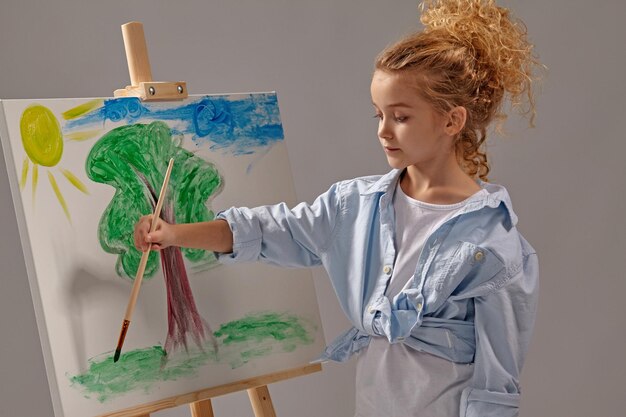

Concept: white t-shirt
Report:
left=355, top=183, right=488, bottom=417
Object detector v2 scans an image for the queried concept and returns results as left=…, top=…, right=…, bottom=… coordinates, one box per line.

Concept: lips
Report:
left=384, top=146, right=400, bottom=152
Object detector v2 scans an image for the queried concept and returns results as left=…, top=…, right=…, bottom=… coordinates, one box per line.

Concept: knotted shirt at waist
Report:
left=314, top=313, right=476, bottom=364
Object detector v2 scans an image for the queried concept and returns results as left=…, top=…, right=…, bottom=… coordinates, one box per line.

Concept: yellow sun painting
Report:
left=19, top=104, right=90, bottom=221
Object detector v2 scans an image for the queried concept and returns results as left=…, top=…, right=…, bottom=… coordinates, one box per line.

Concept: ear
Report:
left=443, top=106, right=467, bottom=136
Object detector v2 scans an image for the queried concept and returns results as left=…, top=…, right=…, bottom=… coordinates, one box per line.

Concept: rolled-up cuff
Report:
left=214, top=208, right=262, bottom=263
left=460, top=387, right=519, bottom=417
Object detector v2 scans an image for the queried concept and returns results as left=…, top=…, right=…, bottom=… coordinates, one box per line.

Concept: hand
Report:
left=134, top=215, right=175, bottom=251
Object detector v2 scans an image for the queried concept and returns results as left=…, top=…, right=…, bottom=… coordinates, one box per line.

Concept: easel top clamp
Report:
left=114, top=21, right=188, bottom=101
left=108, top=21, right=322, bottom=417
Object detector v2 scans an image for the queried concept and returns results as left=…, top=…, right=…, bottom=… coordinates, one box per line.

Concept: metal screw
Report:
left=149, top=86, right=156, bottom=96
left=177, top=85, right=184, bottom=94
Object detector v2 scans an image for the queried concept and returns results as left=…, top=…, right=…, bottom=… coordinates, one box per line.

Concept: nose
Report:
left=378, top=117, right=392, bottom=140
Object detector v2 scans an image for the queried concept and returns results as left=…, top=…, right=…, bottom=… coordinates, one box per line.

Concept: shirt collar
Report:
left=361, top=169, right=519, bottom=227
left=475, top=180, right=519, bottom=227
left=360, top=169, right=403, bottom=195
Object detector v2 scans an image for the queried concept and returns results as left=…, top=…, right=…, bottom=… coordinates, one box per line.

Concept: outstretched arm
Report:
left=134, top=215, right=234, bottom=254
left=134, top=181, right=342, bottom=268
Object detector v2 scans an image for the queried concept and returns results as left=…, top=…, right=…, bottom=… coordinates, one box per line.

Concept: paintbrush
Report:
left=114, top=157, right=175, bottom=363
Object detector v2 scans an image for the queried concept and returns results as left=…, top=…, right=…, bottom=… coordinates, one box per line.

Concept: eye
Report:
left=372, top=113, right=383, bottom=120
left=394, top=116, right=408, bottom=123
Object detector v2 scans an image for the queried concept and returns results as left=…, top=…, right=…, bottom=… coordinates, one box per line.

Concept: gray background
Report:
left=1, top=0, right=624, bottom=416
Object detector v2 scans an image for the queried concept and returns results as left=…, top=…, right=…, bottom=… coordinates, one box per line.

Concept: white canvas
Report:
left=0, top=93, right=325, bottom=417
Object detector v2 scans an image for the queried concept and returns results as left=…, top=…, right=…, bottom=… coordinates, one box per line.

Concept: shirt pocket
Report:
left=433, top=241, right=505, bottom=294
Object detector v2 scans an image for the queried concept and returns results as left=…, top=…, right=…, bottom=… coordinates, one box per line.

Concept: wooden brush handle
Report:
left=123, top=157, right=174, bottom=322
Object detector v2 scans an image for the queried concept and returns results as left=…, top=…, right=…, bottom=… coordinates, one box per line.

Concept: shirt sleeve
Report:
left=214, top=182, right=342, bottom=268
left=460, top=251, right=539, bottom=417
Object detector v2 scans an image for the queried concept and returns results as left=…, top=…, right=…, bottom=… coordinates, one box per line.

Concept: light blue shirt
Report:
left=216, top=169, right=539, bottom=417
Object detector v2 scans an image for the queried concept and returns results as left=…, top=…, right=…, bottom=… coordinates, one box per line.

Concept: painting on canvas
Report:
left=0, top=93, right=325, bottom=417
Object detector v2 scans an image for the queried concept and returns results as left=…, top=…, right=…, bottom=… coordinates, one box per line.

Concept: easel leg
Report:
left=190, top=399, right=215, bottom=417
left=247, top=385, right=277, bottom=417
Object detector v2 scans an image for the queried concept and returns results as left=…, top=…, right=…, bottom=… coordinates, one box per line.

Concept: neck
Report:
left=400, top=156, right=481, bottom=204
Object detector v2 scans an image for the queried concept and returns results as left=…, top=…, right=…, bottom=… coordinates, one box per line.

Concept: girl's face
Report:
left=370, top=70, right=454, bottom=170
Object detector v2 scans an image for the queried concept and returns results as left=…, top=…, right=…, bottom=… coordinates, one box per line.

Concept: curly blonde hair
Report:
left=375, top=0, right=543, bottom=181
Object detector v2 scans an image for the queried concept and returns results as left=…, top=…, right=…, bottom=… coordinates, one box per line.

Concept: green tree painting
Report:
left=86, top=121, right=222, bottom=354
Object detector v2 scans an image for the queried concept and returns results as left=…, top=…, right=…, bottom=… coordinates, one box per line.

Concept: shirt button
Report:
left=416, top=303, right=423, bottom=312
left=474, top=251, right=484, bottom=261
left=368, top=305, right=376, bottom=314
left=383, top=265, right=392, bottom=274
left=397, top=336, right=405, bottom=341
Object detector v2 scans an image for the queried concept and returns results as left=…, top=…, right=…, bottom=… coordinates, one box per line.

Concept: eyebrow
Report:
left=371, top=102, right=413, bottom=109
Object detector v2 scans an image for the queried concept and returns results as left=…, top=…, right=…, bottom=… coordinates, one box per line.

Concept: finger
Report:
left=147, top=229, right=164, bottom=245
left=142, top=215, right=154, bottom=232
left=136, top=215, right=154, bottom=251
left=133, top=216, right=146, bottom=251
left=134, top=217, right=147, bottom=251
left=136, top=216, right=148, bottom=236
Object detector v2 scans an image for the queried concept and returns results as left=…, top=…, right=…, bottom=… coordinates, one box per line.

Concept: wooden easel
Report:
left=101, top=363, right=321, bottom=417
left=113, top=22, right=188, bottom=101
left=106, top=22, right=322, bottom=417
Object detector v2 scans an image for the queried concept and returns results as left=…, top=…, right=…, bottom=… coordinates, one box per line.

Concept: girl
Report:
left=134, top=1, right=542, bottom=415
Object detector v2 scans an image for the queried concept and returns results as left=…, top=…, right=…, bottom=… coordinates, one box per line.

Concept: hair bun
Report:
left=420, top=0, right=539, bottom=122
left=420, top=0, right=513, bottom=48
